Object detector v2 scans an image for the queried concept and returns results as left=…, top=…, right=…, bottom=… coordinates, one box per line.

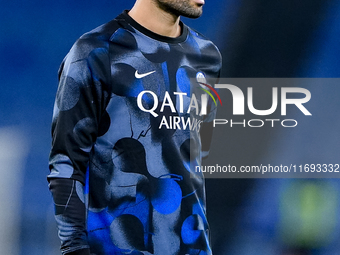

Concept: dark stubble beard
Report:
left=154, top=0, right=203, bottom=19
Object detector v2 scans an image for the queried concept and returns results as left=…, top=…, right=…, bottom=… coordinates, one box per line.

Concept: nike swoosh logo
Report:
left=135, top=70, right=156, bottom=79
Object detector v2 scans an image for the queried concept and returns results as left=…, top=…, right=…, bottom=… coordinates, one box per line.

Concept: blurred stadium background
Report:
left=1, top=0, right=340, bottom=254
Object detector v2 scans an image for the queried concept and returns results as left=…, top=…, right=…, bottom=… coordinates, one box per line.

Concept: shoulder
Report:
left=66, top=19, right=122, bottom=63
left=184, top=25, right=222, bottom=73
left=58, top=18, right=123, bottom=78
left=187, top=26, right=221, bottom=55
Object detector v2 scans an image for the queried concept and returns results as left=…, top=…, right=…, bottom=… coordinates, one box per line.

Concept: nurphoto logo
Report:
left=211, top=79, right=312, bottom=128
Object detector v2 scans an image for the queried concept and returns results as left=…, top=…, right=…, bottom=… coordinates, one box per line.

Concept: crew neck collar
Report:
left=119, top=10, right=188, bottom=43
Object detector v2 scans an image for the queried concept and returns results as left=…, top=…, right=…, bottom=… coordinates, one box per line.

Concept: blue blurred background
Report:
left=1, top=0, right=340, bottom=254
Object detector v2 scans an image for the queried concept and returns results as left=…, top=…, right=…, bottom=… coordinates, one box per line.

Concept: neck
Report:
left=128, top=0, right=182, bottom=38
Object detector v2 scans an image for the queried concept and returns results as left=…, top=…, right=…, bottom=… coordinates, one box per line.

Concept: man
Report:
left=48, top=0, right=222, bottom=254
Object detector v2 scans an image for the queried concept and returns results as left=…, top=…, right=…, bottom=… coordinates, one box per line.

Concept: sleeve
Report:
left=48, top=41, right=111, bottom=183
left=48, top=37, right=111, bottom=254
left=200, top=70, right=221, bottom=160
left=49, top=179, right=90, bottom=255
left=200, top=105, right=217, bottom=160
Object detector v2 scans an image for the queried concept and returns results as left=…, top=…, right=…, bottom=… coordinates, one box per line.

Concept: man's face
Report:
left=154, top=0, right=205, bottom=19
